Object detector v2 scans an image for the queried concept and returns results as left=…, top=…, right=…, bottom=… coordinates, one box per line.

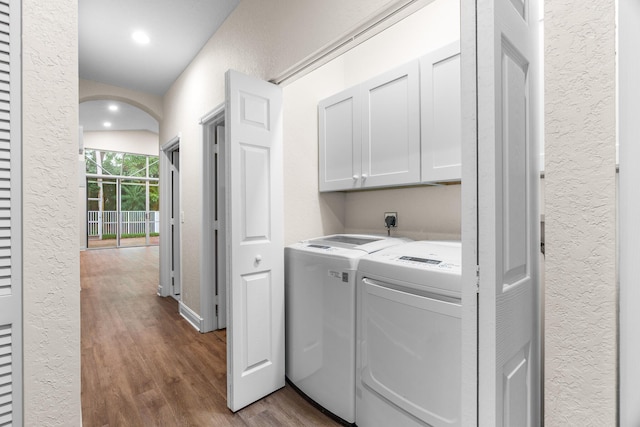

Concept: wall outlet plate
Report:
left=384, top=212, right=398, bottom=227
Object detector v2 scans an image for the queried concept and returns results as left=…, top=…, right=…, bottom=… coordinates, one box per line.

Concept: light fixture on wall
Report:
left=131, top=30, right=150, bottom=45
left=103, top=121, right=112, bottom=128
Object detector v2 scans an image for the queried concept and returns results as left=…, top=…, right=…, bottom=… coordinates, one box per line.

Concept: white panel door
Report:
left=225, top=69, right=284, bottom=412
left=318, top=86, right=362, bottom=192
left=0, top=1, right=21, bottom=425
left=476, top=0, right=540, bottom=425
left=171, top=150, right=181, bottom=298
left=362, top=60, right=420, bottom=188
left=216, top=125, right=227, bottom=330
left=421, top=41, right=462, bottom=182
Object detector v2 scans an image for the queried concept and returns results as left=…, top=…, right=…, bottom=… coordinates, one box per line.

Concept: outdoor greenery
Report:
left=121, top=183, right=146, bottom=211
left=85, top=149, right=160, bottom=211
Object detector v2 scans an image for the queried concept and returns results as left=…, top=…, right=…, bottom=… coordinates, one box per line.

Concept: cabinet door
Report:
left=318, top=87, right=362, bottom=192
left=421, top=41, right=462, bottom=182
left=361, top=60, right=421, bottom=188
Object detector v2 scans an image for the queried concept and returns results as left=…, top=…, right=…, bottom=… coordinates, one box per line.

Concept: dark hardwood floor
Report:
left=81, top=246, right=340, bottom=426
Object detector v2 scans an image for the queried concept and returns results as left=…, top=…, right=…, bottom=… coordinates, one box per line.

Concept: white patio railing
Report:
left=88, top=211, right=160, bottom=238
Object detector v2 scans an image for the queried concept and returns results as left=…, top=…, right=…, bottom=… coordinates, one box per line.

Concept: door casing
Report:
left=201, top=104, right=226, bottom=332
left=159, top=135, right=181, bottom=299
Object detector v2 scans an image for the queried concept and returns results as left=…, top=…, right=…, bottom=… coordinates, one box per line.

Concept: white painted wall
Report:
left=83, top=130, right=160, bottom=156
left=161, top=0, right=413, bottom=316
left=284, top=0, right=460, bottom=243
left=23, top=0, right=81, bottom=424
left=544, top=0, right=617, bottom=423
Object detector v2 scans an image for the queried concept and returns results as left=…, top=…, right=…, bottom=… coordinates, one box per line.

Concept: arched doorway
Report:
left=79, top=99, right=160, bottom=249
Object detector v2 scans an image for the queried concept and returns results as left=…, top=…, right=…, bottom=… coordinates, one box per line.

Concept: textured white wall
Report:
left=23, top=0, right=82, bottom=424
left=161, top=0, right=407, bottom=315
left=544, top=0, right=617, bottom=423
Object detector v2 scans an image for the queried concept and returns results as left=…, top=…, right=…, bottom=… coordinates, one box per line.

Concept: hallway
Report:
left=80, top=247, right=339, bottom=426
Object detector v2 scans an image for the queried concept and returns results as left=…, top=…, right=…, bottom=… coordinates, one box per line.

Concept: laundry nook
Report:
left=23, top=0, right=606, bottom=422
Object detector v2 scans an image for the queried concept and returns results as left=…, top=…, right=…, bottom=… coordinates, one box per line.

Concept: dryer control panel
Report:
left=395, top=254, right=459, bottom=271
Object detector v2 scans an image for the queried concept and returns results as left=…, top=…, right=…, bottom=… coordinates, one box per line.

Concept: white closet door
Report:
left=225, top=69, right=284, bottom=412
left=476, top=0, right=541, bottom=425
left=0, top=1, right=21, bottom=425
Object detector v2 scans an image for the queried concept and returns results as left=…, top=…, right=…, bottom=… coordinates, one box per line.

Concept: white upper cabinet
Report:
left=420, top=41, right=462, bottom=182
left=362, top=61, right=421, bottom=188
left=318, top=86, right=362, bottom=192
left=318, top=43, right=462, bottom=192
left=318, top=60, right=420, bottom=192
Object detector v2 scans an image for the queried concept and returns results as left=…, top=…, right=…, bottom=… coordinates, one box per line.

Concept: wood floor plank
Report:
left=81, top=246, right=340, bottom=426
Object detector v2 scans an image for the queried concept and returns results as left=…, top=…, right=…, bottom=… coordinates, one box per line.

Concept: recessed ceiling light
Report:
left=103, top=122, right=112, bottom=128
left=108, top=104, right=119, bottom=112
left=131, top=30, right=150, bottom=45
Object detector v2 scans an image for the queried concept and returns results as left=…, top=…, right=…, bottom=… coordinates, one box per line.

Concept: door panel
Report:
left=119, top=181, right=147, bottom=247
left=216, top=125, right=227, bottom=329
left=476, top=0, right=540, bottom=425
left=171, top=150, right=181, bottom=297
left=242, top=271, right=272, bottom=368
left=318, top=87, right=361, bottom=191
left=240, top=145, right=270, bottom=241
left=361, top=61, right=420, bottom=187
left=421, top=41, right=462, bottom=182
left=226, top=69, right=284, bottom=412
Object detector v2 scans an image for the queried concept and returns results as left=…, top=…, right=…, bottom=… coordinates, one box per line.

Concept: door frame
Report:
left=619, top=0, right=640, bottom=423
left=201, top=103, right=225, bottom=332
left=159, top=134, right=181, bottom=298
left=460, top=0, right=478, bottom=423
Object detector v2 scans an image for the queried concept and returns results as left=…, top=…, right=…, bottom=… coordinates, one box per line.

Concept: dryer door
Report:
left=357, top=277, right=462, bottom=426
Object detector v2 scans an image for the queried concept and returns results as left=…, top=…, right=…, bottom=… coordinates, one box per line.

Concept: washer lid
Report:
left=299, top=234, right=411, bottom=254
left=357, top=240, right=462, bottom=296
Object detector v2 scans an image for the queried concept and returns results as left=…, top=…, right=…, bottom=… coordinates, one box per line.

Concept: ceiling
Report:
left=79, top=0, right=240, bottom=133
left=79, top=100, right=159, bottom=133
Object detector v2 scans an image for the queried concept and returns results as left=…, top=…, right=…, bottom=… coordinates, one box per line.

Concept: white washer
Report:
left=356, top=240, right=462, bottom=427
left=285, top=234, right=410, bottom=424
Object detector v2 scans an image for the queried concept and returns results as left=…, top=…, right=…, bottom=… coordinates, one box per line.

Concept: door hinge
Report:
left=475, top=265, right=480, bottom=293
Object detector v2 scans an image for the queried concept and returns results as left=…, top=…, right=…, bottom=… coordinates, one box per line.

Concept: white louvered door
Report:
left=0, top=1, right=21, bottom=426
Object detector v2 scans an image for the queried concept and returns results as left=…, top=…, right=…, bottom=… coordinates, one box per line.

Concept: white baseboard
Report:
left=179, top=301, right=203, bottom=332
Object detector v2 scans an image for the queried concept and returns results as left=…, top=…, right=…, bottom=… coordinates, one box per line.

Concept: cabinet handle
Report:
left=352, top=175, right=359, bottom=180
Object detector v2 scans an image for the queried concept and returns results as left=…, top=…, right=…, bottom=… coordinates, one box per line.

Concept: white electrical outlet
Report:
left=384, top=212, right=398, bottom=228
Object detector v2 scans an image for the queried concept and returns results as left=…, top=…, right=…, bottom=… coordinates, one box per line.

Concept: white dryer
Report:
left=285, top=234, right=410, bottom=424
left=356, top=240, right=462, bottom=427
